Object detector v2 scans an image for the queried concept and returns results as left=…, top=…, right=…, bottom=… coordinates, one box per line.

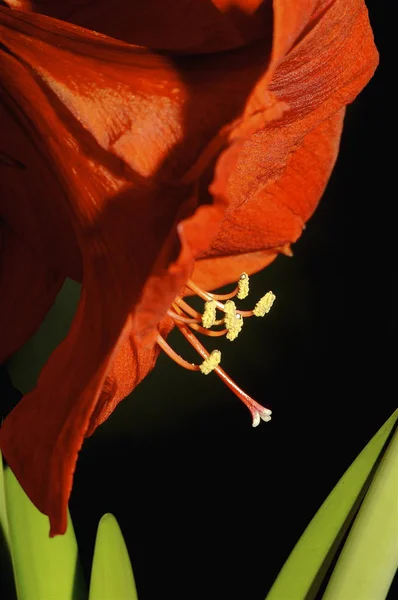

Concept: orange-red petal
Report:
left=184, top=0, right=378, bottom=290
left=0, top=225, right=64, bottom=362
left=191, top=109, right=345, bottom=290
left=0, top=4, right=266, bottom=533
left=85, top=317, right=175, bottom=437
left=0, top=0, right=378, bottom=535
left=0, top=11, right=192, bottom=534
left=4, top=0, right=272, bottom=52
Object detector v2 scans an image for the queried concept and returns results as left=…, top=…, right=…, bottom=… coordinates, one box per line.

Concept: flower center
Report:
left=156, top=273, right=276, bottom=427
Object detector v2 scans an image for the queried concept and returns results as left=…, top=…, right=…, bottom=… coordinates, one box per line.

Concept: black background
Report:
left=67, top=2, right=395, bottom=599
left=2, top=1, right=394, bottom=599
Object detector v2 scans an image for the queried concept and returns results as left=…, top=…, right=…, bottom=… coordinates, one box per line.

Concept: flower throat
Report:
left=156, top=273, right=275, bottom=427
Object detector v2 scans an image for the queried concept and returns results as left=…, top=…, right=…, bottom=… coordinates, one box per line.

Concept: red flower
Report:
left=0, top=0, right=378, bottom=535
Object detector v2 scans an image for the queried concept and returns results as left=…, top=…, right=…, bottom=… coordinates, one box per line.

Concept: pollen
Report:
left=237, top=272, right=249, bottom=300
left=253, top=291, right=276, bottom=317
left=224, top=300, right=244, bottom=341
left=200, top=349, right=222, bottom=374
left=202, top=299, right=217, bottom=328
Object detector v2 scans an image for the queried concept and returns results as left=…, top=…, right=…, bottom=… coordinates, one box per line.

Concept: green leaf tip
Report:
left=4, top=465, right=86, bottom=600
left=89, top=512, right=138, bottom=600
left=0, top=451, right=16, bottom=600
left=265, top=409, right=398, bottom=600
left=0, top=450, right=10, bottom=548
left=322, top=423, right=398, bottom=600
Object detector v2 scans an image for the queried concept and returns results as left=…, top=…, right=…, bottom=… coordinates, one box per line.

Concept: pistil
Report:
left=176, top=321, right=271, bottom=427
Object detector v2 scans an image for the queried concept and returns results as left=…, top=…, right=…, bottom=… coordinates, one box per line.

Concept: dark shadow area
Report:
left=0, top=365, right=22, bottom=424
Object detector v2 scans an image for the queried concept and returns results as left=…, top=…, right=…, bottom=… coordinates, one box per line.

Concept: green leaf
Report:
left=265, top=409, right=398, bottom=600
left=0, top=451, right=10, bottom=548
left=0, top=452, right=16, bottom=600
left=322, top=425, right=398, bottom=600
left=89, top=513, right=138, bottom=600
left=4, top=465, right=87, bottom=600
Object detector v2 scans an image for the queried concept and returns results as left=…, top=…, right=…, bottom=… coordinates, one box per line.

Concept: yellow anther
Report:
left=199, top=349, right=221, bottom=374
left=202, top=299, right=217, bottom=328
left=224, top=300, right=244, bottom=341
left=237, top=272, right=250, bottom=300
left=253, top=291, right=276, bottom=317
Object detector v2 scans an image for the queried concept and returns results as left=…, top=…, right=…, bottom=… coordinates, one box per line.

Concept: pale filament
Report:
left=185, top=279, right=226, bottom=309
left=173, top=298, right=202, bottom=319
left=172, top=298, right=227, bottom=328
left=167, top=309, right=199, bottom=324
left=188, top=323, right=228, bottom=337
left=234, top=308, right=257, bottom=317
left=209, top=288, right=239, bottom=300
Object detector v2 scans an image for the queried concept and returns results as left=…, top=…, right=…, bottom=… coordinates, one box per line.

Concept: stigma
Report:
left=158, top=273, right=275, bottom=427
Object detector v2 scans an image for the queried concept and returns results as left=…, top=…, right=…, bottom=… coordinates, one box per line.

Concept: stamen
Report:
left=224, top=300, right=244, bottom=341
left=189, top=323, right=228, bottom=337
left=199, top=350, right=221, bottom=374
left=158, top=277, right=274, bottom=427
left=185, top=279, right=233, bottom=306
left=172, top=302, right=226, bottom=336
left=237, top=272, right=249, bottom=300
left=175, top=321, right=272, bottom=427
left=186, top=279, right=214, bottom=302
left=237, top=291, right=276, bottom=318
left=156, top=334, right=200, bottom=372
left=167, top=310, right=200, bottom=325
left=253, top=291, right=276, bottom=317
left=202, top=300, right=217, bottom=328
left=174, top=298, right=202, bottom=319
left=186, top=274, right=249, bottom=302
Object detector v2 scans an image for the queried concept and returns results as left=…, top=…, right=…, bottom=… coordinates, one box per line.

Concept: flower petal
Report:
left=0, top=0, right=378, bottom=536
left=0, top=225, right=64, bottom=363
left=4, top=0, right=272, bottom=52
left=0, top=7, right=275, bottom=180
left=0, top=12, right=193, bottom=534
left=0, top=3, right=267, bottom=533
left=0, top=93, right=82, bottom=280
left=84, top=318, right=175, bottom=437
left=191, top=110, right=344, bottom=290
left=185, top=0, right=378, bottom=289
left=93, top=109, right=347, bottom=419
left=0, top=97, right=74, bottom=360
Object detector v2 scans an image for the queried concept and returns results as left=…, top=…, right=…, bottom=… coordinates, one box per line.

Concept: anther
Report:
left=199, top=349, right=222, bottom=374
left=237, top=272, right=249, bottom=300
left=202, top=300, right=217, bottom=328
left=253, top=291, right=276, bottom=317
left=224, top=300, right=244, bottom=341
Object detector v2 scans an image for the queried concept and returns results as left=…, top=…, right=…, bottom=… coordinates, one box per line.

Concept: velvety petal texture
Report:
left=4, top=0, right=272, bottom=52
left=0, top=222, right=64, bottom=363
left=0, top=0, right=378, bottom=534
